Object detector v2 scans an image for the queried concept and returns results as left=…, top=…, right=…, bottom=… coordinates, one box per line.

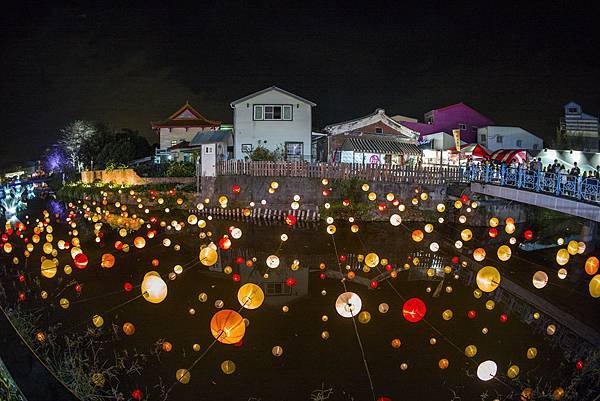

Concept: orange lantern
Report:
left=585, top=256, right=599, bottom=275
left=162, top=341, right=173, bottom=352
left=210, top=310, right=246, bottom=344
left=133, top=236, right=146, bottom=249
left=438, top=358, right=449, bottom=369
left=123, top=322, right=136, bottom=335
left=101, top=253, right=115, bottom=269
left=412, top=230, right=424, bottom=242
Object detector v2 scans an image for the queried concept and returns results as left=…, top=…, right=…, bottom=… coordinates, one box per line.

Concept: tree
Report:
left=248, top=145, right=283, bottom=161
left=57, top=120, right=97, bottom=171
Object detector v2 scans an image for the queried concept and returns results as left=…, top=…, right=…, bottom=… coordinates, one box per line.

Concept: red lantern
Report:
left=342, top=199, right=350, bottom=207
left=232, top=273, right=241, bottom=282
left=339, top=255, right=347, bottom=263
left=74, top=253, right=89, bottom=269
left=370, top=280, right=379, bottom=289
left=285, top=214, right=297, bottom=226
left=123, top=282, right=133, bottom=292
left=488, top=228, right=498, bottom=238
left=218, top=236, right=232, bottom=250
left=231, top=184, right=241, bottom=194
left=322, top=189, right=330, bottom=197
left=74, top=284, right=82, bottom=293
left=378, top=203, right=387, bottom=212
left=402, top=298, right=427, bottom=323
left=575, top=360, right=584, bottom=370
left=451, top=256, right=460, bottom=264
left=499, top=313, right=508, bottom=323
left=235, top=256, right=244, bottom=265
left=18, top=292, right=26, bottom=302
left=392, top=199, right=400, bottom=207
left=115, top=241, right=123, bottom=250
left=18, top=275, right=25, bottom=283
left=285, top=277, right=297, bottom=287
left=319, top=273, right=326, bottom=280
left=467, top=310, right=477, bottom=319
left=377, top=398, right=392, bottom=401
left=385, top=264, right=393, bottom=271
left=523, top=230, right=533, bottom=240
left=131, top=389, right=143, bottom=400
left=461, top=194, right=469, bottom=204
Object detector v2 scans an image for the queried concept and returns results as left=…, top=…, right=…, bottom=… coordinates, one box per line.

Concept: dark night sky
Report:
left=1, top=1, right=599, bottom=167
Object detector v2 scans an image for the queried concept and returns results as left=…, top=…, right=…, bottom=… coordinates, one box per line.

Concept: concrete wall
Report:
left=232, top=90, right=312, bottom=160
left=478, top=126, right=543, bottom=151
left=158, top=126, right=218, bottom=151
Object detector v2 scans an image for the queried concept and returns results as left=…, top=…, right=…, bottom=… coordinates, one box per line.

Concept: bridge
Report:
left=465, top=165, right=600, bottom=222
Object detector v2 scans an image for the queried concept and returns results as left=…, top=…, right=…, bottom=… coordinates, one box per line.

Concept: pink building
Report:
left=400, top=102, right=494, bottom=144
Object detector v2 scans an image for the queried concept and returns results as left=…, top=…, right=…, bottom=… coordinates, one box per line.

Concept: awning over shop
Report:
left=450, top=143, right=490, bottom=158
left=490, top=149, right=527, bottom=163
left=342, top=138, right=422, bottom=156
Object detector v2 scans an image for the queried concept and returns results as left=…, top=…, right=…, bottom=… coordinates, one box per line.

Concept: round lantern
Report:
left=464, top=344, right=478, bottom=357
left=335, top=292, right=362, bottom=318
left=73, top=253, right=89, bottom=269
left=266, top=255, right=280, bottom=269
left=272, top=345, right=283, bottom=357
left=497, top=245, right=512, bottom=262
left=476, top=360, right=497, bottom=381
left=567, top=240, right=579, bottom=255
left=210, top=310, right=246, bottom=344
left=460, top=229, right=473, bottom=241
left=532, top=271, right=549, bottom=289
left=476, top=266, right=501, bottom=292
left=101, top=253, right=115, bottom=269
left=199, top=246, right=218, bottom=266
left=176, top=368, right=191, bottom=384
left=41, top=259, right=57, bottom=278
left=438, top=358, right=449, bottom=369
left=122, top=322, right=136, bottom=335
left=389, top=214, right=402, bottom=226
left=221, top=360, right=236, bottom=374
left=365, top=253, right=380, bottom=268
left=412, top=230, right=424, bottom=242
left=402, top=297, right=426, bottom=323
left=378, top=303, right=389, bottom=313
left=237, top=283, right=265, bottom=309
left=141, top=271, right=168, bottom=304
left=507, top=364, right=520, bottom=379
left=133, top=237, right=146, bottom=249
left=556, top=248, right=570, bottom=266
left=473, top=248, right=486, bottom=262
left=585, top=256, right=599, bottom=275
left=526, top=347, right=538, bottom=359
left=442, top=309, right=453, bottom=321
left=358, top=311, right=371, bottom=324
left=589, top=274, right=600, bottom=298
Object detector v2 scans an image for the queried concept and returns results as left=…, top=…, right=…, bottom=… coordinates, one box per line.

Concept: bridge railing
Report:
left=464, top=165, right=600, bottom=204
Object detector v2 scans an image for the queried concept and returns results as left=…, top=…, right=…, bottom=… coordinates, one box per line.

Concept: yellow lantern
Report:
left=364, top=253, right=379, bottom=268
left=476, top=266, right=501, bottom=292
left=358, top=311, right=371, bottom=324
left=556, top=248, right=570, bottom=266
left=133, top=236, right=146, bottom=249
left=567, top=240, right=579, bottom=255
left=460, top=229, right=473, bottom=241
left=507, top=365, right=520, bottom=379
left=424, top=223, right=434, bottom=233
left=42, top=242, right=53, bottom=254
left=589, top=274, right=600, bottom=298
left=526, top=347, right=538, bottom=359
left=442, top=309, right=453, bottom=321
left=497, top=245, right=511, bottom=261
left=221, top=360, right=236, bottom=374
left=237, top=283, right=265, bottom=309
left=485, top=300, right=496, bottom=310
left=199, top=246, right=218, bottom=266
left=92, top=314, right=104, bottom=328
left=489, top=217, right=499, bottom=227
left=454, top=200, right=463, bottom=209
left=326, top=225, right=336, bottom=234
left=436, top=203, right=446, bottom=213
left=473, top=248, right=486, bottom=262
left=176, top=369, right=191, bottom=384
left=41, top=259, right=57, bottom=278
left=141, top=271, right=168, bottom=304
left=464, top=344, right=478, bottom=358
left=367, top=192, right=377, bottom=201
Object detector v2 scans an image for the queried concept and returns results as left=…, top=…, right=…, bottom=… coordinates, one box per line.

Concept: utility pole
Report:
left=196, top=155, right=200, bottom=195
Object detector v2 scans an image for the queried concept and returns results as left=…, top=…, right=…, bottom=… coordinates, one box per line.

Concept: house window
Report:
left=533, top=143, right=539, bottom=150
left=265, top=282, right=292, bottom=296
left=479, top=134, right=487, bottom=143
left=459, top=123, right=467, bottom=130
left=568, top=107, right=578, bottom=113
left=516, top=139, right=523, bottom=147
left=496, top=136, right=503, bottom=143
left=472, top=126, right=478, bottom=134
left=285, top=142, right=303, bottom=160
left=241, top=144, right=253, bottom=153
left=253, top=105, right=293, bottom=121
left=375, top=127, right=383, bottom=134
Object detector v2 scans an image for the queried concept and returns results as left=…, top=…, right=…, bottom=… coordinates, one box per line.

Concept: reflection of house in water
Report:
left=219, top=248, right=310, bottom=306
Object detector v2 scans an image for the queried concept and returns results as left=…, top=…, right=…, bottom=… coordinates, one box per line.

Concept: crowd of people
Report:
left=465, top=157, right=600, bottom=179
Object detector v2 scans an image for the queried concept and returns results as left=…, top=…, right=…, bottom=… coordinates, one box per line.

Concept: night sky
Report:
left=1, top=1, right=599, bottom=167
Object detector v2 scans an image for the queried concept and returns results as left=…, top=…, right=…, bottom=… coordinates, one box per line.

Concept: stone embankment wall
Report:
left=81, top=169, right=195, bottom=186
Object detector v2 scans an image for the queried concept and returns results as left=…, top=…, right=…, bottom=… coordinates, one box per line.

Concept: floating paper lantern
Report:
left=133, top=236, right=146, bottom=249
left=556, top=248, right=569, bottom=266
left=507, top=364, right=520, bottom=379
left=335, top=292, right=362, bottom=318
left=497, top=245, right=511, bottom=261
left=378, top=303, right=389, bottom=313
left=141, top=271, right=168, bottom=303
left=567, top=240, right=579, bottom=255
left=176, top=369, right=191, bottom=384
left=365, top=253, right=379, bottom=268
left=589, top=275, right=600, bottom=298
left=92, top=315, right=104, bottom=328
left=547, top=324, right=557, bottom=335
left=532, top=271, right=548, bottom=289
left=74, top=253, right=89, bottom=269
left=272, top=345, right=283, bottom=357
left=237, top=283, right=265, bottom=309
left=221, top=360, right=236, bottom=374
left=473, top=248, right=486, bottom=262
left=557, top=268, right=567, bottom=279
left=476, top=266, right=501, bottom=292
left=437, top=203, right=446, bottom=212
left=585, top=257, right=599, bottom=275
left=438, top=358, right=449, bottom=369
left=424, top=223, right=434, bottom=233
left=389, top=214, right=402, bottom=226
left=358, top=311, right=371, bottom=324
left=485, top=300, right=495, bottom=310
left=460, top=229, right=473, bottom=241
left=402, top=298, right=426, bottom=323
left=523, top=229, right=533, bottom=240
left=464, top=345, right=478, bottom=357
left=412, top=230, right=424, bottom=242
left=476, top=360, right=497, bottom=381
left=391, top=338, right=401, bottom=348
left=199, top=246, right=218, bottom=266
left=526, top=347, right=538, bottom=359
left=442, top=309, right=453, bottom=321
left=41, top=259, right=57, bottom=278
left=266, top=255, right=280, bottom=269
left=552, top=387, right=565, bottom=400
left=123, top=322, right=135, bottom=335
left=211, top=310, right=246, bottom=344
left=101, top=253, right=115, bottom=269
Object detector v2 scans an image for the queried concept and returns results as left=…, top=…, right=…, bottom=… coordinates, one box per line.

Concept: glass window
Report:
left=283, top=105, right=292, bottom=120
left=171, top=140, right=177, bottom=146
left=516, top=139, right=523, bottom=147
left=480, top=134, right=487, bottom=143
left=459, top=123, right=466, bottom=130
left=253, top=105, right=263, bottom=120
left=375, top=127, right=383, bottom=133
left=496, top=136, right=503, bottom=143
left=285, top=142, right=303, bottom=160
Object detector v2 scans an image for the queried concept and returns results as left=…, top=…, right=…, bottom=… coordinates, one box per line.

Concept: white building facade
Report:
left=230, top=86, right=316, bottom=161
left=477, top=126, right=543, bottom=152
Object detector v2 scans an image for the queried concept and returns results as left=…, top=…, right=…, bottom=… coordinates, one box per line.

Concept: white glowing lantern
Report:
left=455, top=240, right=463, bottom=249
left=389, top=214, right=402, bottom=226
left=280, top=234, right=288, bottom=242
left=557, top=268, right=567, bottom=279
left=141, top=272, right=168, bottom=304
left=326, top=217, right=334, bottom=224
left=532, top=271, right=548, bottom=289
left=477, top=360, right=497, bottom=381
left=230, top=228, right=242, bottom=239
left=293, top=194, right=300, bottom=202
left=430, top=242, right=439, bottom=252
left=335, top=292, right=362, bottom=318
left=266, top=255, right=280, bottom=269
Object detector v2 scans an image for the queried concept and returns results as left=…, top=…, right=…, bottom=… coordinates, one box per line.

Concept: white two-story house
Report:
left=230, top=86, right=316, bottom=161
